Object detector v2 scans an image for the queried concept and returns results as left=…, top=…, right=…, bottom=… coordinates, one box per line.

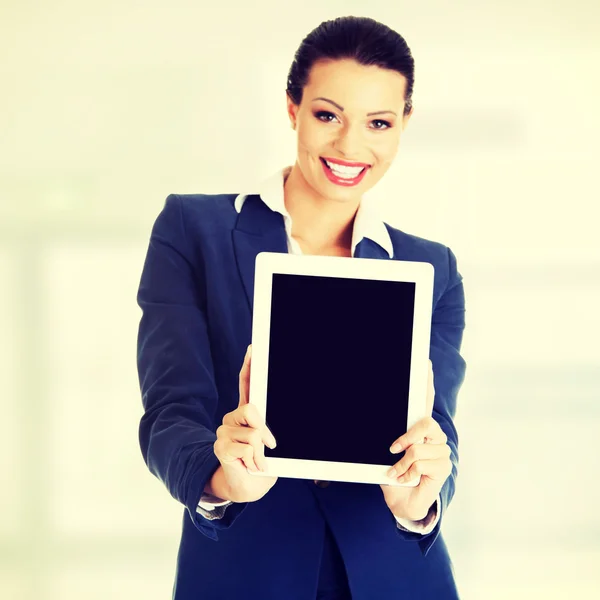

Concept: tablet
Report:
left=248, top=252, right=434, bottom=488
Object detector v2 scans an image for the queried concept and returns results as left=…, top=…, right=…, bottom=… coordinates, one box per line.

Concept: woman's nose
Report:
left=333, top=125, right=363, bottom=157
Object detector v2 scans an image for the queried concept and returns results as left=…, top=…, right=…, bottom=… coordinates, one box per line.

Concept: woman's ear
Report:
left=401, top=106, right=413, bottom=131
left=286, top=92, right=298, bottom=130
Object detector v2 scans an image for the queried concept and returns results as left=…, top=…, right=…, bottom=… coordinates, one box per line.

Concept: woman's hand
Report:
left=211, top=345, right=279, bottom=503
left=379, top=360, right=452, bottom=521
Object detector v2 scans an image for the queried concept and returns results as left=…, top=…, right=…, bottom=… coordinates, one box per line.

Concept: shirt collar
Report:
left=234, top=166, right=393, bottom=258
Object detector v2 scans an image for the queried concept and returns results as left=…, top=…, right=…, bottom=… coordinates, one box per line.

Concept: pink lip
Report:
left=321, top=156, right=371, bottom=168
left=320, top=157, right=368, bottom=187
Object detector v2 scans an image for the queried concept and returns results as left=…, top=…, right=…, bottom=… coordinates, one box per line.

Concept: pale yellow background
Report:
left=1, top=1, right=599, bottom=598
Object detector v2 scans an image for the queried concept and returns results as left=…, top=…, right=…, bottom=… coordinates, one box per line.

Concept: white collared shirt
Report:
left=197, top=166, right=440, bottom=535
left=234, top=165, right=394, bottom=258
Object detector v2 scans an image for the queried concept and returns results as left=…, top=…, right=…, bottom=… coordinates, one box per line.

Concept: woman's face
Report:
left=287, top=58, right=412, bottom=203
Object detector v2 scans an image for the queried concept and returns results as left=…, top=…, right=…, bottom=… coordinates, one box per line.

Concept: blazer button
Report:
left=314, top=480, right=330, bottom=488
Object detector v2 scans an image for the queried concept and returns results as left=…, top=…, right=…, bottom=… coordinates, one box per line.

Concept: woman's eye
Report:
left=371, top=119, right=392, bottom=130
left=315, top=110, right=337, bottom=123
left=314, top=111, right=392, bottom=130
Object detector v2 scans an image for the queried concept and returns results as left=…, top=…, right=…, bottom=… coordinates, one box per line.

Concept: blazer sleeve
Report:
left=396, top=245, right=467, bottom=556
left=136, top=194, right=249, bottom=541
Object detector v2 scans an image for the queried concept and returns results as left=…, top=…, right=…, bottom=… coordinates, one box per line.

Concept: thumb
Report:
left=238, top=345, right=252, bottom=407
left=425, top=359, right=435, bottom=416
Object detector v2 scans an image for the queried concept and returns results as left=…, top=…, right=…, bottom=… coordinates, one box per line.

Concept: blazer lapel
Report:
left=232, top=194, right=288, bottom=311
left=233, top=196, right=398, bottom=311
left=354, top=236, right=393, bottom=261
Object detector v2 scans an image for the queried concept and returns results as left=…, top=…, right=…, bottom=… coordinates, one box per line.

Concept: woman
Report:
left=137, top=15, right=466, bottom=600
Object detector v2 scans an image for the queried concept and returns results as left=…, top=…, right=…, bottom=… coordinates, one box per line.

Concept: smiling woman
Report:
left=136, top=14, right=467, bottom=600
left=279, top=23, right=415, bottom=257
left=287, top=59, right=410, bottom=196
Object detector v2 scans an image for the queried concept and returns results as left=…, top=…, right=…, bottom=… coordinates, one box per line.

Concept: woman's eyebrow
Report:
left=312, top=96, right=397, bottom=117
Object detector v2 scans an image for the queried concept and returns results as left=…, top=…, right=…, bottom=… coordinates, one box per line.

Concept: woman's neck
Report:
left=283, top=162, right=360, bottom=253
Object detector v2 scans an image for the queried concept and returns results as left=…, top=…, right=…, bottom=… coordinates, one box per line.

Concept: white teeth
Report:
left=324, top=159, right=365, bottom=178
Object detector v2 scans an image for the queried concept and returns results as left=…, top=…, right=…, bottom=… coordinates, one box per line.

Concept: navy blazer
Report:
left=136, top=192, right=467, bottom=600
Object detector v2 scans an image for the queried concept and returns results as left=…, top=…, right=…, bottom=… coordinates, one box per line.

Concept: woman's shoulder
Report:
left=174, top=192, right=239, bottom=215
left=383, top=222, right=463, bottom=296
left=384, top=221, right=452, bottom=262
left=162, top=192, right=240, bottom=233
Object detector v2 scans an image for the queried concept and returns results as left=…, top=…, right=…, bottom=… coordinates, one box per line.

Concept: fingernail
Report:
left=266, top=431, right=276, bottom=449
left=390, top=443, right=402, bottom=454
left=387, top=467, right=397, bottom=478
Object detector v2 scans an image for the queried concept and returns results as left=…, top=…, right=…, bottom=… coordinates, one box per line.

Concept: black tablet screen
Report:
left=263, top=273, right=415, bottom=467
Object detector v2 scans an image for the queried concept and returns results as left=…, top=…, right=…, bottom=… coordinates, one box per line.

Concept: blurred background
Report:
left=1, top=1, right=599, bottom=598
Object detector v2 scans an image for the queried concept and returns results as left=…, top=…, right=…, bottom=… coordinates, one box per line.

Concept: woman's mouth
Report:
left=320, top=157, right=369, bottom=187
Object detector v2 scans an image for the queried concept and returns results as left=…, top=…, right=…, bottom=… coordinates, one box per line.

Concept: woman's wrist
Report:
left=389, top=498, right=433, bottom=522
left=204, top=465, right=231, bottom=502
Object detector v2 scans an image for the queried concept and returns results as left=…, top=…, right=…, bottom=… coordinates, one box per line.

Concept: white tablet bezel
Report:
left=248, top=251, right=434, bottom=488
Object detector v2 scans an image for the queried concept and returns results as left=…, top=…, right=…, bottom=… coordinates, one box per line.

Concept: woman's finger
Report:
left=240, top=443, right=260, bottom=473
left=231, top=425, right=267, bottom=472
left=224, top=402, right=262, bottom=429
left=238, top=345, right=252, bottom=407
left=222, top=404, right=277, bottom=449
left=389, top=416, right=447, bottom=453
left=215, top=426, right=264, bottom=472
left=214, top=435, right=259, bottom=471
left=217, top=422, right=276, bottom=471
left=426, top=359, right=435, bottom=416
left=387, top=442, right=451, bottom=479
left=395, top=456, right=452, bottom=484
